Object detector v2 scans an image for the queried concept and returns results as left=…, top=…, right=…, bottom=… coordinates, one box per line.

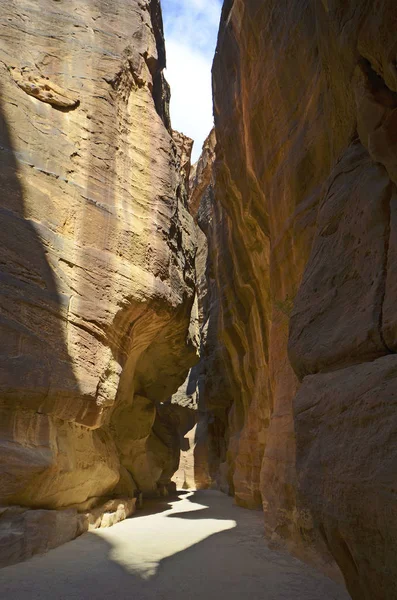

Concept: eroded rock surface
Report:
left=171, top=130, right=223, bottom=492
left=2, top=0, right=396, bottom=592
left=192, top=1, right=397, bottom=598
left=0, top=0, right=197, bottom=564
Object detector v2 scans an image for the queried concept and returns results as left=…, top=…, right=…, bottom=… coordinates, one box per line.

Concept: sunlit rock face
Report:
left=209, top=0, right=397, bottom=597
left=0, top=0, right=197, bottom=549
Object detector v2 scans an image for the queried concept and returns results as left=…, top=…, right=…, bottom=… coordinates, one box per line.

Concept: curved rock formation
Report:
left=1, top=0, right=396, bottom=595
left=192, top=1, right=397, bottom=598
left=0, top=0, right=197, bottom=563
left=171, top=130, right=216, bottom=492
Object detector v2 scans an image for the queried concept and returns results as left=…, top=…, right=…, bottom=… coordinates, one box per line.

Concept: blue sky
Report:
left=161, top=0, right=222, bottom=162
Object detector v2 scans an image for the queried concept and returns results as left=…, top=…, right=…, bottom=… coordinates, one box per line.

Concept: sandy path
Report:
left=0, top=490, right=350, bottom=600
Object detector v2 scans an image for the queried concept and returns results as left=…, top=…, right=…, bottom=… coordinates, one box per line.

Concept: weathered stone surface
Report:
left=0, top=409, right=119, bottom=509
left=0, top=0, right=196, bottom=563
left=0, top=506, right=83, bottom=568
left=289, top=142, right=392, bottom=379
left=2, top=0, right=396, bottom=594
left=85, top=498, right=136, bottom=530
left=11, top=67, right=80, bottom=109
left=202, top=0, right=397, bottom=596
left=295, top=356, right=397, bottom=600
left=171, top=130, right=222, bottom=493
left=0, top=497, right=136, bottom=567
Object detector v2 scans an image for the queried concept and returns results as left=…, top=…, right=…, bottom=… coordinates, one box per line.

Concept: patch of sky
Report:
left=161, top=0, right=223, bottom=163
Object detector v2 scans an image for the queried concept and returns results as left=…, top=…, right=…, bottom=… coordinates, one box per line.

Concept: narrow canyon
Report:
left=0, top=1, right=396, bottom=599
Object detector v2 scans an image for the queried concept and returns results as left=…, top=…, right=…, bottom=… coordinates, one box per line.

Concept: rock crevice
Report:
left=1, top=1, right=397, bottom=597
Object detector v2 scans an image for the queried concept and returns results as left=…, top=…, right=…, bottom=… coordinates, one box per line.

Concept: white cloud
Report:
left=165, top=40, right=214, bottom=162
left=161, top=0, right=222, bottom=162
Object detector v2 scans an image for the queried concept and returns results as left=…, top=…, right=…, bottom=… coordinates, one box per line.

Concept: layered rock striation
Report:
left=189, top=1, right=397, bottom=598
left=1, top=0, right=396, bottom=594
left=0, top=0, right=197, bottom=564
left=171, top=129, right=223, bottom=492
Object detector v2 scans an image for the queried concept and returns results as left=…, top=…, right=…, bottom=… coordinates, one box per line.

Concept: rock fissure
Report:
left=0, top=1, right=396, bottom=598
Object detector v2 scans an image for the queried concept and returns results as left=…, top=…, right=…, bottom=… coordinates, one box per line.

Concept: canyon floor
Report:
left=0, top=490, right=350, bottom=600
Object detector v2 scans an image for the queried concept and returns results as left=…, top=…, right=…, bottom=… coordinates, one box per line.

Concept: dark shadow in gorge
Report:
left=133, top=489, right=191, bottom=517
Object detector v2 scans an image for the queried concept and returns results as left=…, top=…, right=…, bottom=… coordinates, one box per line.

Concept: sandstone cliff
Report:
left=193, top=1, right=397, bottom=598
left=1, top=0, right=396, bottom=594
left=171, top=129, right=221, bottom=492
left=0, top=0, right=197, bottom=565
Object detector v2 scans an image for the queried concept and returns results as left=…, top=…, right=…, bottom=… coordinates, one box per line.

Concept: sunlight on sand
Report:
left=94, top=492, right=237, bottom=580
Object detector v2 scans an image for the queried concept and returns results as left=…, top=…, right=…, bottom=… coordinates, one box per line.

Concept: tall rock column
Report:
left=210, top=0, right=397, bottom=598
left=0, top=0, right=197, bottom=562
left=171, top=130, right=227, bottom=492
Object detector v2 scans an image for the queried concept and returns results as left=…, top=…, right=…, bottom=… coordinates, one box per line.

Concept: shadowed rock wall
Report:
left=198, top=1, right=397, bottom=598
left=0, top=0, right=197, bottom=563
left=171, top=130, right=222, bottom=492
left=2, top=0, right=396, bottom=592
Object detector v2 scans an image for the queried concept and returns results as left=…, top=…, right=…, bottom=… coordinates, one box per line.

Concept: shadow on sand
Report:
left=0, top=491, right=350, bottom=600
